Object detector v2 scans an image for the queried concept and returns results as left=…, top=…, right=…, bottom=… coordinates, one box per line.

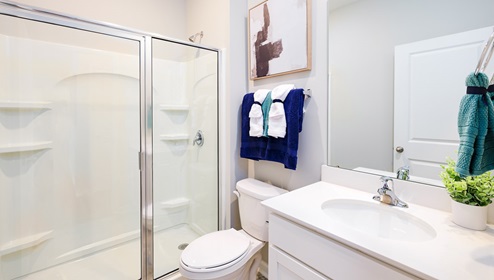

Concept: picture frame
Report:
left=248, top=0, right=312, bottom=80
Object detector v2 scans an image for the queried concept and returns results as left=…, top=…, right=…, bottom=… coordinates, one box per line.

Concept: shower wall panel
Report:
left=152, top=39, right=219, bottom=278
left=153, top=58, right=191, bottom=231
left=186, top=52, right=218, bottom=236
left=152, top=53, right=218, bottom=234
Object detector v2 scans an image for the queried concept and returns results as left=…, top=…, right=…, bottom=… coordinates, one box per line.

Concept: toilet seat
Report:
left=180, top=229, right=251, bottom=272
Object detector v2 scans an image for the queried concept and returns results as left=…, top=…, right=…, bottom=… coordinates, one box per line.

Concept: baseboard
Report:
left=259, top=260, right=269, bottom=278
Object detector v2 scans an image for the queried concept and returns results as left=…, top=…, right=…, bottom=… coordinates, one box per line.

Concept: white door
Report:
left=394, top=26, right=494, bottom=180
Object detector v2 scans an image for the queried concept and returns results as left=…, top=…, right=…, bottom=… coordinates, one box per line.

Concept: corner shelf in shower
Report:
left=161, top=197, right=190, bottom=209
left=159, top=134, right=189, bottom=141
left=0, top=101, right=53, bottom=110
left=159, top=105, right=189, bottom=111
left=0, top=230, right=53, bottom=256
left=0, top=141, right=53, bottom=154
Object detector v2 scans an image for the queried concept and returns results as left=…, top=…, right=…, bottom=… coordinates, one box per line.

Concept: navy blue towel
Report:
left=240, top=88, right=304, bottom=170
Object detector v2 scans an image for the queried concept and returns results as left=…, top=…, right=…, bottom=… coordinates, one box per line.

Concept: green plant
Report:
left=440, top=158, right=494, bottom=206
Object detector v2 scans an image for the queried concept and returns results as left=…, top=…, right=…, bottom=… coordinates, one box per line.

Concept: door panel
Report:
left=394, top=26, right=494, bottom=180
left=0, top=14, right=141, bottom=280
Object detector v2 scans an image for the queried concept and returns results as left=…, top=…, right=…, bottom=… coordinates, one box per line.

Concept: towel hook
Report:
left=475, top=28, right=494, bottom=75
left=304, top=88, right=312, bottom=98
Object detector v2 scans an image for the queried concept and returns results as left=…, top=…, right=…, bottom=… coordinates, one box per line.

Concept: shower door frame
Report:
left=0, top=1, right=225, bottom=279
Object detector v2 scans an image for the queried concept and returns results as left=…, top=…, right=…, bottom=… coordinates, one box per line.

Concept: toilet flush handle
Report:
left=233, top=190, right=240, bottom=199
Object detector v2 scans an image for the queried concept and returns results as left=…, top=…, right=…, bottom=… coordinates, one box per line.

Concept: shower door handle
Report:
left=193, top=130, right=204, bottom=146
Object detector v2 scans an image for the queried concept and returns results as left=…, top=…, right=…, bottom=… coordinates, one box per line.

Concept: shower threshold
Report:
left=15, top=224, right=200, bottom=280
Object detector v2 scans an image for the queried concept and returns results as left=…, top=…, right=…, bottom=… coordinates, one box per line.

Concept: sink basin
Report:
left=321, top=199, right=436, bottom=242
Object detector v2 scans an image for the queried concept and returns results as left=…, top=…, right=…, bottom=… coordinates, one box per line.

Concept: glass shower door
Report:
left=0, top=14, right=142, bottom=280
left=152, top=38, right=219, bottom=278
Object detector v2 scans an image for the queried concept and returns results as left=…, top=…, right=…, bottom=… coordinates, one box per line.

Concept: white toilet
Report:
left=179, top=178, right=287, bottom=280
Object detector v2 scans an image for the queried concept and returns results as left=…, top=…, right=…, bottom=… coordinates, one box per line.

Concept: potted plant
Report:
left=440, top=158, right=494, bottom=230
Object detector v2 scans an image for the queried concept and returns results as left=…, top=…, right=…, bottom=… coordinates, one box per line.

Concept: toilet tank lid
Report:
left=236, top=178, right=288, bottom=200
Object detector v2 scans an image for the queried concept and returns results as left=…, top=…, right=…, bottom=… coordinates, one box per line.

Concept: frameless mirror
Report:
left=328, top=0, right=494, bottom=186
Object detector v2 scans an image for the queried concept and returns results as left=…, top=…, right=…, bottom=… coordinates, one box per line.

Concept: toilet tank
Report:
left=236, top=178, right=288, bottom=241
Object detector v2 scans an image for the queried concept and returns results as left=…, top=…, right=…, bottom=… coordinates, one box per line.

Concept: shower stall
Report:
left=0, top=2, right=221, bottom=280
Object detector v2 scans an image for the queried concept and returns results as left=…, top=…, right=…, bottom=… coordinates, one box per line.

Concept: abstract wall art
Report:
left=248, top=0, right=311, bottom=80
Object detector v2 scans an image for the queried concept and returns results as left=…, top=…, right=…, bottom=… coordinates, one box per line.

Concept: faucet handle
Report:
left=376, top=176, right=408, bottom=208
left=396, top=165, right=410, bottom=180
left=379, top=176, right=394, bottom=191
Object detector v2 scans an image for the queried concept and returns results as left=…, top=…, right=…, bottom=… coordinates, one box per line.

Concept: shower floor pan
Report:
left=15, top=224, right=200, bottom=280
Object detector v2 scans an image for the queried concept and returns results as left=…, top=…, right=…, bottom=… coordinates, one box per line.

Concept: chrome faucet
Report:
left=372, top=176, right=408, bottom=208
left=396, top=165, right=410, bottom=180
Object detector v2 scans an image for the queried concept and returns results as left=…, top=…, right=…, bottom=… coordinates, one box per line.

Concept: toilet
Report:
left=179, top=178, right=288, bottom=280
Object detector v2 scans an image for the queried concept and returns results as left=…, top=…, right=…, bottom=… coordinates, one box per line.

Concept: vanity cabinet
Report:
left=268, top=214, right=420, bottom=280
left=269, top=245, right=328, bottom=280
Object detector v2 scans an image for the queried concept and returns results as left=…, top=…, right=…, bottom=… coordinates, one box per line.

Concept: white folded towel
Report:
left=249, top=89, right=270, bottom=137
left=268, top=84, right=295, bottom=138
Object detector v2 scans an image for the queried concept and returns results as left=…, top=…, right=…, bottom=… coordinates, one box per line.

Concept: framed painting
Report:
left=248, top=0, right=312, bottom=80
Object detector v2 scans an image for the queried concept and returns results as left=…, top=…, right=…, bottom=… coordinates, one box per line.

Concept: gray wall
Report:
left=246, top=0, right=328, bottom=265
left=248, top=0, right=328, bottom=191
left=329, top=0, right=494, bottom=172
left=228, top=0, right=249, bottom=229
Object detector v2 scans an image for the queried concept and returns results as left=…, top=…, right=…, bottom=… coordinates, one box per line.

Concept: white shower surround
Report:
left=153, top=47, right=219, bottom=237
left=1, top=32, right=219, bottom=279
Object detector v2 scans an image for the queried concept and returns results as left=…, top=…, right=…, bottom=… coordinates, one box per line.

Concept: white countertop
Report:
left=262, top=181, right=494, bottom=280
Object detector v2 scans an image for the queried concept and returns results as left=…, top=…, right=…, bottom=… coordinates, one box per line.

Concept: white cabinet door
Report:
left=269, top=245, right=329, bottom=280
left=394, top=26, right=494, bottom=179
left=269, top=214, right=418, bottom=280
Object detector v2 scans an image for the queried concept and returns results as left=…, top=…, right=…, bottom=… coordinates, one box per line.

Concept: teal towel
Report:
left=484, top=85, right=494, bottom=171
left=261, top=91, right=273, bottom=137
left=456, top=72, right=494, bottom=176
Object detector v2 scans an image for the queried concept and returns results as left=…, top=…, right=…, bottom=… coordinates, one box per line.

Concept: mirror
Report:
left=328, top=0, right=494, bottom=186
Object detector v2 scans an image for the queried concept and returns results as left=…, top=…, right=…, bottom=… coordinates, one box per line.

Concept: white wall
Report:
left=13, top=0, right=187, bottom=38
left=185, top=0, right=229, bottom=47
left=329, top=0, right=494, bottom=172
left=247, top=0, right=328, bottom=191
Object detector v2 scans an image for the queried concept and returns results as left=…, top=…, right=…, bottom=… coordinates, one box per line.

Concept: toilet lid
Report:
left=181, top=229, right=251, bottom=269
